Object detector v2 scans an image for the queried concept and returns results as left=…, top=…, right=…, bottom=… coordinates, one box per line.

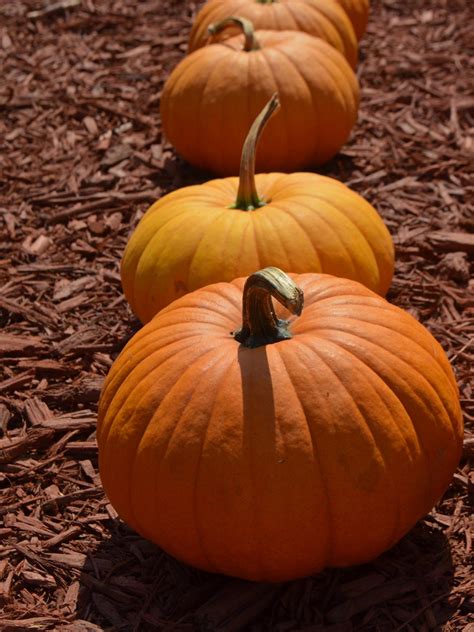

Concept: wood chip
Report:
left=0, top=0, right=471, bottom=629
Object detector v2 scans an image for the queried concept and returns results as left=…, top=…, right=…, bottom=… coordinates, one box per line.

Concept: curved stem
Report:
left=232, top=93, right=280, bottom=211
left=234, top=267, right=304, bottom=348
left=208, top=17, right=260, bottom=52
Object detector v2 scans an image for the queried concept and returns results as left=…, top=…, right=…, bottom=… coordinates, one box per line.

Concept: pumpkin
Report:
left=98, top=267, right=463, bottom=582
left=337, top=0, right=369, bottom=40
left=188, top=0, right=358, bottom=69
left=161, top=17, right=359, bottom=175
left=123, top=96, right=393, bottom=323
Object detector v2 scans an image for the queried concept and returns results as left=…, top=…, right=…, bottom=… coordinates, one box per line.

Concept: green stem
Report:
left=231, top=93, right=280, bottom=211
left=208, top=17, right=260, bottom=52
left=234, top=267, right=304, bottom=349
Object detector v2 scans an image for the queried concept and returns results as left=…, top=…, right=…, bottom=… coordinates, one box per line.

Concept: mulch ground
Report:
left=0, top=0, right=473, bottom=630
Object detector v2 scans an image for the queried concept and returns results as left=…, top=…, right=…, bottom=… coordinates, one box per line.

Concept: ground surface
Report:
left=0, top=0, right=472, bottom=630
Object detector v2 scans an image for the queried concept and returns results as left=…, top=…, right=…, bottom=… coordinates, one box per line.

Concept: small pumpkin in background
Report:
left=337, top=0, right=369, bottom=40
left=124, top=96, right=393, bottom=323
left=98, top=267, right=463, bottom=582
left=188, top=0, right=358, bottom=68
left=161, top=17, right=359, bottom=175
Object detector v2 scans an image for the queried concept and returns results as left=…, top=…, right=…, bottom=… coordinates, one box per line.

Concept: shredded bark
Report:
left=0, top=0, right=472, bottom=630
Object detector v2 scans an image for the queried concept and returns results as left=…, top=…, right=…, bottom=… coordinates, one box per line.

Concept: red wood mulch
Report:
left=0, top=0, right=472, bottom=630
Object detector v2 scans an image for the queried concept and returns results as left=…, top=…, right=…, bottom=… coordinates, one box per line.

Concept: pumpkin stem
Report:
left=231, top=93, right=280, bottom=211
left=234, top=267, right=304, bottom=348
left=208, top=17, right=260, bottom=52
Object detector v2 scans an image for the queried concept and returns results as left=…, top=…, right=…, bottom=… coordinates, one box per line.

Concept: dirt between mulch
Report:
left=0, top=0, right=472, bottom=630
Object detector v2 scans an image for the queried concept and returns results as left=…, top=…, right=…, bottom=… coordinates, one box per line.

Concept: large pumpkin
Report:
left=188, top=0, right=358, bottom=68
left=124, top=96, right=393, bottom=323
left=98, top=267, right=463, bottom=582
left=337, top=0, right=369, bottom=40
left=161, top=17, right=359, bottom=175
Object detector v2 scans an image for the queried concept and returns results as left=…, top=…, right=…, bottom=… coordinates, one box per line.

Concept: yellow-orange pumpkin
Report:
left=188, top=0, right=358, bottom=68
left=124, top=96, right=393, bottom=323
left=337, top=0, right=369, bottom=40
left=98, top=267, right=463, bottom=582
left=161, top=17, right=359, bottom=175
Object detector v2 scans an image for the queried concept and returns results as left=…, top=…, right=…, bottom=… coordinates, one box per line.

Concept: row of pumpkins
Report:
left=97, top=0, right=463, bottom=583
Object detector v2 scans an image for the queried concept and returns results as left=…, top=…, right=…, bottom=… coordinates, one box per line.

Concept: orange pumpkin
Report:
left=188, top=0, right=358, bottom=68
left=124, top=96, right=393, bottom=323
left=98, top=267, right=463, bottom=582
left=337, top=0, right=369, bottom=40
left=161, top=17, right=359, bottom=175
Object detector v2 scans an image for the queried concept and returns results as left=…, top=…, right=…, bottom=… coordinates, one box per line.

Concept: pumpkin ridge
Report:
left=178, top=53, right=223, bottom=162
left=280, top=35, right=352, bottom=103
left=264, top=45, right=318, bottom=167
left=283, top=197, right=361, bottom=281
left=124, top=200, right=195, bottom=263
left=327, top=324, right=462, bottom=433
left=101, top=344, right=222, bottom=528
left=192, top=352, right=258, bottom=575
left=185, top=209, right=232, bottom=291
left=312, top=327, right=462, bottom=479
left=316, top=42, right=358, bottom=114
left=296, top=337, right=396, bottom=557
left=129, top=345, right=232, bottom=552
left=99, top=336, right=226, bottom=452
left=278, top=3, right=300, bottom=30
left=126, top=207, right=205, bottom=314
left=297, top=197, right=380, bottom=289
left=289, top=274, right=376, bottom=305
left=251, top=215, right=264, bottom=271
left=308, top=0, right=358, bottom=66
left=267, top=173, right=347, bottom=198
left=315, top=195, right=388, bottom=279
left=165, top=286, right=242, bottom=324
left=188, top=351, right=237, bottom=573
left=161, top=52, right=210, bottom=147
left=281, top=39, right=357, bottom=140
left=281, top=195, right=365, bottom=255
left=312, top=46, right=355, bottom=125
left=189, top=0, right=225, bottom=49
left=286, top=2, right=343, bottom=55
left=313, top=335, right=437, bottom=508
left=253, top=207, right=293, bottom=270
left=218, top=202, right=259, bottom=278
left=276, top=342, right=333, bottom=567
left=257, top=48, right=291, bottom=166
left=303, top=188, right=393, bottom=294
left=197, top=53, right=238, bottom=170
left=265, top=200, right=323, bottom=270
left=141, top=207, right=227, bottom=319
left=233, top=216, right=255, bottom=277
left=306, top=312, right=460, bottom=398
left=299, top=298, right=395, bottom=318
left=334, top=346, right=405, bottom=544
left=255, top=172, right=293, bottom=198
left=296, top=336, right=418, bottom=544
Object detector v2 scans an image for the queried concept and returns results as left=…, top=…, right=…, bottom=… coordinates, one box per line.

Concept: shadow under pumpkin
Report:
left=75, top=499, right=457, bottom=630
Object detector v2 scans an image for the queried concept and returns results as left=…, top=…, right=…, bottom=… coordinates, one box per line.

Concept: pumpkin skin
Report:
left=161, top=27, right=359, bottom=175
left=121, top=173, right=394, bottom=323
left=337, top=0, right=369, bottom=40
left=97, top=270, right=463, bottom=582
left=188, top=0, right=358, bottom=68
